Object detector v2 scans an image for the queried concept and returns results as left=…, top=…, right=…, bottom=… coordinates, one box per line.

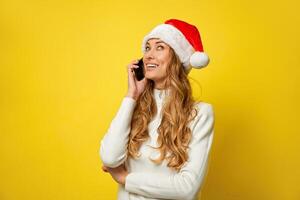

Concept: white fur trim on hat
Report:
left=141, top=24, right=194, bottom=72
left=190, top=51, right=210, bottom=68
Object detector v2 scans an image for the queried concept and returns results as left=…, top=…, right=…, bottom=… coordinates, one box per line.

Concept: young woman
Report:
left=100, top=19, right=214, bottom=200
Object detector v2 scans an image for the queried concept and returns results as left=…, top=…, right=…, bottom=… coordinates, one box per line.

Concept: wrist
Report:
left=126, top=93, right=138, bottom=101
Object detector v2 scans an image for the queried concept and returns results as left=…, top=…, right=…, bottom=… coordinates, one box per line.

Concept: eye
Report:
left=145, top=46, right=150, bottom=51
left=157, top=45, right=164, bottom=49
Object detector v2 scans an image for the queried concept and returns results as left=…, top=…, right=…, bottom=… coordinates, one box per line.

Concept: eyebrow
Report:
left=146, top=41, right=165, bottom=45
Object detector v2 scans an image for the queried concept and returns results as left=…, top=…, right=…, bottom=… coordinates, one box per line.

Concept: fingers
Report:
left=127, top=59, right=139, bottom=72
left=127, top=59, right=140, bottom=84
left=131, top=59, right=139, bottom=64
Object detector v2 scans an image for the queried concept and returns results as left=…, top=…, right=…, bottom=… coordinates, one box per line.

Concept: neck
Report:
left=154, top=87, right=165, bottom=90
left=154, top=79, right=168, bottom=90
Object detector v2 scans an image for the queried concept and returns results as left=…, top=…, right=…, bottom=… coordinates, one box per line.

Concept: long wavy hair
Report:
left=127, top=48, right=200, bottom=172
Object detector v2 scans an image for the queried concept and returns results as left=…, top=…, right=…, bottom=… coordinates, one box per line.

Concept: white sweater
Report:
left=99, top=88, right=214, bottom=200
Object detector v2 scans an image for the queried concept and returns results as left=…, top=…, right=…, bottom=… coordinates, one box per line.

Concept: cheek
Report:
left=158, top=64, right=168, bottom=76
left=161, top=53, right=171, bottom=67
left=160, top=59, right=170, bottom=72
left=156, top=51, right=171, bottom=73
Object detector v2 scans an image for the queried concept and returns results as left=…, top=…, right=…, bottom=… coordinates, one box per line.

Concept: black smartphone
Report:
left=133, top=57, right=145, bottom=81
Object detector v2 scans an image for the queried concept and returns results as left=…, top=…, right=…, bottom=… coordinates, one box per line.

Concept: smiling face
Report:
left=143, top=38, right=172, bottom=89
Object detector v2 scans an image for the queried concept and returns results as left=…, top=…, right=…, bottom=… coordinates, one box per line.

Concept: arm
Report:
left=99, top=96, right=137, bottom=168
left=124, top=103, right=215, bottom=200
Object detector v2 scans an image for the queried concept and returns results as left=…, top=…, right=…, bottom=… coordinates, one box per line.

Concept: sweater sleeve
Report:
left=99, top=96, right=137, bottom=168
left=124, top=103, right=215, bottom=200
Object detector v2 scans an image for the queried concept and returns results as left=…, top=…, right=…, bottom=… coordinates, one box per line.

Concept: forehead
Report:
left=146, top=38, right=167, bottom=45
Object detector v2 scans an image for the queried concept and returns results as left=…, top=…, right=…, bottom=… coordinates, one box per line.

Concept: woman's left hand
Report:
left=102, top=163, right=129, bottom=185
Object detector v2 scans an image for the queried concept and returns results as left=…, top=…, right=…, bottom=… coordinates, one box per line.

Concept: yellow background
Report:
left=1, top=0, right=299, bottom=199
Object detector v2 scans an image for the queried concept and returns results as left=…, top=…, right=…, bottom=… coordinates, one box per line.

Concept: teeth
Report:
left=147, top=64, right=158, bottom=68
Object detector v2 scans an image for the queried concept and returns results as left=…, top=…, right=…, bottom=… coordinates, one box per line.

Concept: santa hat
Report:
left=141, top=19, right=210, bottom=73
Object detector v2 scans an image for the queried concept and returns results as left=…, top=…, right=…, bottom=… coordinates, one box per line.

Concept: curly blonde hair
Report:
left=127, top=48, right=200, bottom=172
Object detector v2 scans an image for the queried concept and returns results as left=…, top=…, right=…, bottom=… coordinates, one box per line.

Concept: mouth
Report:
left=146, top=63, right=159, bottom=70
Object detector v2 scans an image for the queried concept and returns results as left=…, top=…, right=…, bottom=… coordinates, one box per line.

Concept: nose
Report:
left=144, top=48, right=155, bottom=61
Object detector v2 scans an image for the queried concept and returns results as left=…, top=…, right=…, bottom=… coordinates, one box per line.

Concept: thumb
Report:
left=140, top=77, right=148, bottom=86
left=142, top=77, right=148, bottom=84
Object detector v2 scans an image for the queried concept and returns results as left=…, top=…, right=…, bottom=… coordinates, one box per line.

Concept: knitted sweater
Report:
left=99, top=88, right=215, bottom=200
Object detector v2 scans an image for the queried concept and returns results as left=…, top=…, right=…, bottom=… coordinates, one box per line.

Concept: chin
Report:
left=145, top=73, right=156, bottom=80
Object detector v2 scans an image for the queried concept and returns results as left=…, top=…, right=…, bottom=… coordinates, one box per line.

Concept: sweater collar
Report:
left=153, top=88, right=170, bottom=104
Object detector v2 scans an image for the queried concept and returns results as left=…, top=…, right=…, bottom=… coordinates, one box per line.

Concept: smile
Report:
left=146, top=63, right=158, bottom=68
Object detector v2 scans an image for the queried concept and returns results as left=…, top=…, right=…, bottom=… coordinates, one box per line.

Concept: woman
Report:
left=100, top=19, right=214, bottom=200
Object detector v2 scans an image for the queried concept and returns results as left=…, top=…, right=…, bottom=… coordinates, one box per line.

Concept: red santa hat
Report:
left=141, top=19, right=210, bottom=73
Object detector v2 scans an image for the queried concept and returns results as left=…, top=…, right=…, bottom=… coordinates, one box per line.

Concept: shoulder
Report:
left=188, top=101, right=215, bottom=142
left=194, top=101, right=214, bottom=117
left=188, top=101, right=214, bottom=129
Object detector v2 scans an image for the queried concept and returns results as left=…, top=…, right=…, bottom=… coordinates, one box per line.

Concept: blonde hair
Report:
left=128, top=48, right=200, bottom=172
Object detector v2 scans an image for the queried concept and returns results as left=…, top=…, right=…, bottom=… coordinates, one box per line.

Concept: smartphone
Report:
left=133, top=57, right=145, bottom=81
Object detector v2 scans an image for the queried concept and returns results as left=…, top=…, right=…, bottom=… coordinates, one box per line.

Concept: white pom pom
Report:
left=190, top=51, right=210, bottom=68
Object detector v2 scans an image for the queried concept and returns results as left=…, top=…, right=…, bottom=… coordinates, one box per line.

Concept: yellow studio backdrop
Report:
left=0, top=0, right=299, bottom=199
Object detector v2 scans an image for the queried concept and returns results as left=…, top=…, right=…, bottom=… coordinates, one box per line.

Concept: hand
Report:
left=102, top=163, right=129, bottom=185
left=126, top=59, right=148, bottom=101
